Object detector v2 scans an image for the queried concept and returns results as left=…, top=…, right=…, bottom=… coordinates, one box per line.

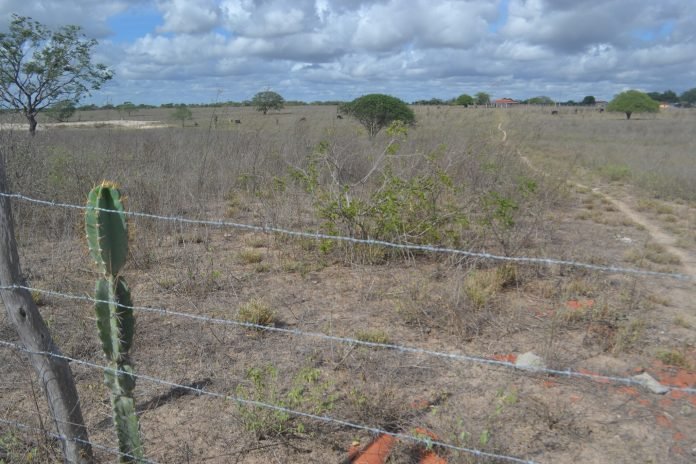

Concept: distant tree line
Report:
left=50, top=86, right=696, bottom=114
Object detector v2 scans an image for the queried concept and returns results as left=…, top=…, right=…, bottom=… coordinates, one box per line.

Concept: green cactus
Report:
left=85, top=182, right=144, bottom=463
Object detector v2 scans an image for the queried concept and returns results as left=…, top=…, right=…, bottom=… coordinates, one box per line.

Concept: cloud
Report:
left=157, top=0, right=220, bottom=34
left=0, top=0, right=141, bottom=37
left=2, top=0, right=695, bottom=104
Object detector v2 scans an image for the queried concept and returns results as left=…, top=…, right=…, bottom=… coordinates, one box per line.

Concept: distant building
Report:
left=594, top=100, right=608, bottom=107
left=494, top=98, right=520, bottom=107
left=659, top=102, right=671, bottom=109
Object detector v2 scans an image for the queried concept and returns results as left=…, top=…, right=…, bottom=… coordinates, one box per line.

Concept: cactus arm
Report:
left=85, top=185, right=128, bottom=277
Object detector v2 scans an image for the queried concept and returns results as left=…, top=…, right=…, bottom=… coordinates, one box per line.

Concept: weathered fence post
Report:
left=0, top=153, right=93, bottom=463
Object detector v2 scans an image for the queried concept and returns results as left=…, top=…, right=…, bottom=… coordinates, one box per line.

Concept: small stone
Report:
left=632, top=372, right=669, bottom=395
left=515, top=351, right=546, bottom=371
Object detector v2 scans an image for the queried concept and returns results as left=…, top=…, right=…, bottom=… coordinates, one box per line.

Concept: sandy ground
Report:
left=0, top=120, right=169, bottom=130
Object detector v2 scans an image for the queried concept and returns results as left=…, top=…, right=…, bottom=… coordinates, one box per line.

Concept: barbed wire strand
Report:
left=4, top=285, right=694, bottom=394
left=0, top=417, right=159, bottom=464
left=0, top=340, right=537, bottom=464
left=1, top=191, right=692, bottom=281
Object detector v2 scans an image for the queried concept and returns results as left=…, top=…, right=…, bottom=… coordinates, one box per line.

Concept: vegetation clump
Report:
left=238, top=299, right=276, bottom=328
left=606, top=90, right=659, bottom=119
left=0, top=15, right=112, bottom=134
left=252, top=90, right=285, bottom=115
left=340, top=93, right=415, bottom=137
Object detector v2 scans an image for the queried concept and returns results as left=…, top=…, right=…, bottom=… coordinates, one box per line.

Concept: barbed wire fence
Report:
left=1, top=190, right=694, bottom=464
left=2, top=191, right=692, bottom=281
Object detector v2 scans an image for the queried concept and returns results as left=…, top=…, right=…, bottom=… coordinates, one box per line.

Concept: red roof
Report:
left=494, top=98, right=519, bottom=104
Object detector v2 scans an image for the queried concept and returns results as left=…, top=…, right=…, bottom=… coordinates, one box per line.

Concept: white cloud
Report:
left=157, top=0, right=220, bottom=34
left=2, top=0, right=695, bottom=103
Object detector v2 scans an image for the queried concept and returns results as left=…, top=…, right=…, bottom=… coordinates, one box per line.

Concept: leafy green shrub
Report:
left=313, top=154, right=468, bottom=260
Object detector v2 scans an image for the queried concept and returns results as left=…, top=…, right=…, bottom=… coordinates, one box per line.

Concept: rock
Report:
left=632, top=372, right=669, bottom=395
left=515, top=351, right=546, bottom=371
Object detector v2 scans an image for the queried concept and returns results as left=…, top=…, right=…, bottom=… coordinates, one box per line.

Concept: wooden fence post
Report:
left=0, top=153, right=93, bottom=463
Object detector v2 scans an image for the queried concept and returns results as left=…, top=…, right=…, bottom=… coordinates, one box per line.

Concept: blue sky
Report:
left=1, top=0, right=694, bottom=105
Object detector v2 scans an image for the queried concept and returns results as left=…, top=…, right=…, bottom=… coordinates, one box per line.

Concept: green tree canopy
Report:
left=45, top=100, right=76, bottom=122
left=455, top=94, right=474, bottom=106
left=170, top=105, right=193, bottom=127
left=0, top=15, right=112, bottom=134
left=648, top=90, right=679, bottom=103
left=581, top=96, right=596, bottom=105
left=475, top=92, right=491, bottom=105
left=527, top=96, right=554, bottom=105
left=252, top=90, right=284, bottom=115
left=117, top=101, right=138, bottom=118
left=340, top=93, right=415, bottom=137
left=680, top=88, right=696, bottom=106
left=606, top=90, right=659, bottom=119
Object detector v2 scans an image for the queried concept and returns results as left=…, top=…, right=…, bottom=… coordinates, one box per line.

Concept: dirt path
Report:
left=588, top=191, right=696, bottom=279
left=497, top=121, right=696, bottom=280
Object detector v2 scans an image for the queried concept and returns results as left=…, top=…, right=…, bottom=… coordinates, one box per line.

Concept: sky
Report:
left=1, top=0, right=695, bottom=105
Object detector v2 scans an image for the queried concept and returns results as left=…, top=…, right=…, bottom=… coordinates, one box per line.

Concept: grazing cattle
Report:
left=551, top=110, right=559, bottom=115
left=337, top=114, right=343, bottom=119
left=234, top=119, right=241, bottom=124
left=598, top=108, right=604, bottom=113
left=299, top=117, right=307, bottom=121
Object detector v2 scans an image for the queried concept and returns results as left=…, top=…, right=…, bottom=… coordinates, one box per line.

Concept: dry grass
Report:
left=1, top=106, right=694, bottom=464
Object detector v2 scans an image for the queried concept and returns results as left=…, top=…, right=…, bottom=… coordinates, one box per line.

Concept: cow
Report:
left=598, top=108, right=604, bottom=113
left=551, top=110, right=559, bottom=115
left=234, top=119, right=241, bottom=124
left=337, top=114, right=343, bottom=119
left=299, top=117, right=307, bottom=122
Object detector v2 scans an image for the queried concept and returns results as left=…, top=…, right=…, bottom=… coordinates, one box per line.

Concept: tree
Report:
left=116, top=101, right=138, bottom=118
left=581, top=95, right=596, bottom=105
left=455, top=94, right=474, bottom=106
left=680, top=87, right=696, bottom=106
left=661, top=90, right=678, bottom=103
left=252, top=90, right=284, bottom=115
left=648, top=90, right=679, bottom=103
left=0, top=15, right=112, bottom=135
left=606, top=90, right=659, bottom=120
left=340, top=93, right=415, bottom=137
left=475, top=92, right=491, bottom=106
left=171, top=105, right=193, bottom=127
left=527, top=96, right=554, bottom=105
left=46, top=100, right=76, bottom=122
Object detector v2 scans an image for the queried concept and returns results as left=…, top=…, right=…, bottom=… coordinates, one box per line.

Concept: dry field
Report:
left=1, top=105, right=694, bottom=463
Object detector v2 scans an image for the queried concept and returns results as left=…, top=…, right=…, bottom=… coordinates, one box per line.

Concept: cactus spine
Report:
left=85, top=182, right=143, bottom=462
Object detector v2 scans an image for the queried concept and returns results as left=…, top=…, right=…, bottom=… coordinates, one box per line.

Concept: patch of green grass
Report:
left=673, top=317, right=691, bottom=329
left=624, top=243, right=681, bottom=266
left=464, top=265, right=518, bottom=309
left=235, top=365, right=336, bottom=439
left=355, top=329, right=390, bottom=344
left=655, top=349, right=691, bottom=368
left=599, top=164, right=631, bottom=182
left=238, top=298, right=275, bottom=328
left=238, top=248, right=264, bottom=264
left=612, top=319, right=645, bottom=354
